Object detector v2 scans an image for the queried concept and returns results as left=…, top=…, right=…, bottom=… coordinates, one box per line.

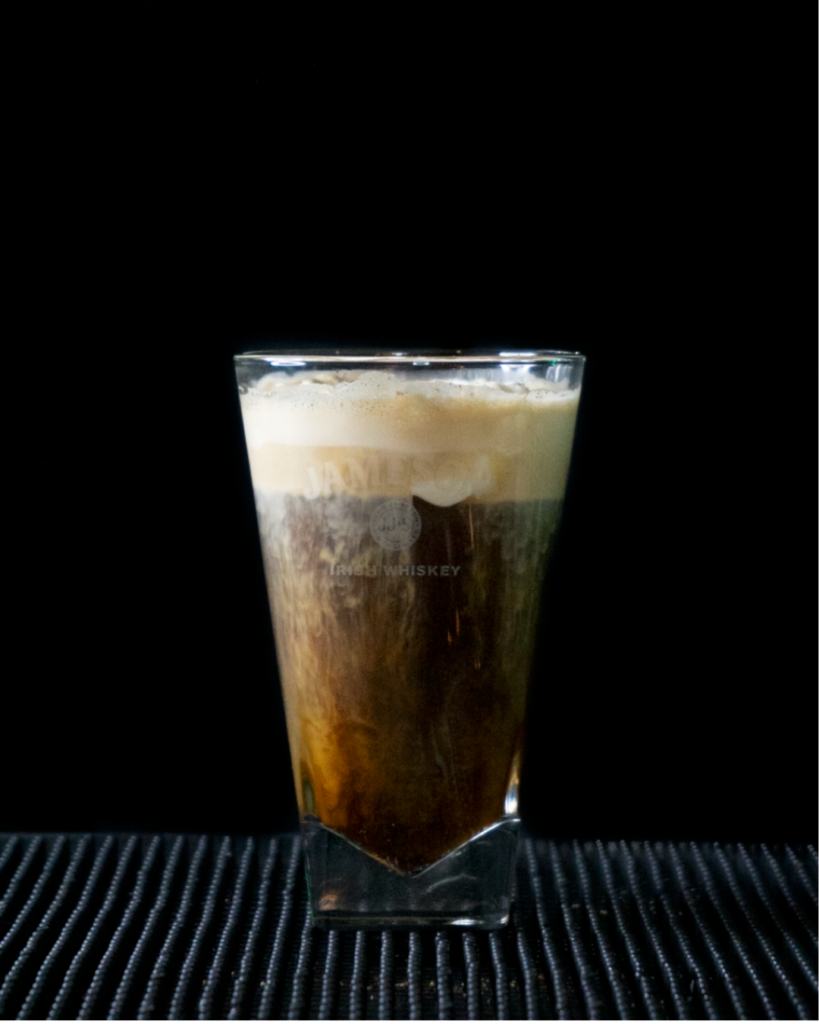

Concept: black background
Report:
left=5, top=15, right=814, bottom=844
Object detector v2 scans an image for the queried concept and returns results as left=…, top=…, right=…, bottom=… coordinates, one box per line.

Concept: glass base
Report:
left=302, top=816, right=519, bottom=929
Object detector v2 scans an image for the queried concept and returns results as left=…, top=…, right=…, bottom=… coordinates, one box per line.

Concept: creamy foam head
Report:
left=240, top=370, right=580, bottom=504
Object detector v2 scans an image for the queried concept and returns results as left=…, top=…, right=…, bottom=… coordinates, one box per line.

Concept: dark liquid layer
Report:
left=257, top=492, right=560, bottom=873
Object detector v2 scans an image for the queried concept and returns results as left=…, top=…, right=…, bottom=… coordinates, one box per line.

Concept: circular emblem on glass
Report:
left=369, top=499, right=422, bottom=550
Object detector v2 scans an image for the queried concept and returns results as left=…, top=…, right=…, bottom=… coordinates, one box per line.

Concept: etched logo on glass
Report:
left=369, top=499, right=422, bottom=550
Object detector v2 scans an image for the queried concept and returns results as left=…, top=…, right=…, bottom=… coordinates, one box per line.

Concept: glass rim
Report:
left=234, top=348, right=585, bottom=365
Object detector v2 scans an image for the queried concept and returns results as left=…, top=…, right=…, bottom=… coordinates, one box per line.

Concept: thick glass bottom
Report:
left=302, top=816, right=520, bottom=929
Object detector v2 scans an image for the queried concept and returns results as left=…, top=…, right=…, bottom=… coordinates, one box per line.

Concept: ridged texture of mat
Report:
left=0, top=834, right=815, bottom=1019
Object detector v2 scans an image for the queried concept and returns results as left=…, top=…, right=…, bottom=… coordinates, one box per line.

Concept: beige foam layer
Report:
left=240, top=371, right=580, bottom=504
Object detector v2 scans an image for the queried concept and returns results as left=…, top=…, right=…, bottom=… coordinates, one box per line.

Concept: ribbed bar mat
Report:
left=0, top=835, right=815, bottom=1020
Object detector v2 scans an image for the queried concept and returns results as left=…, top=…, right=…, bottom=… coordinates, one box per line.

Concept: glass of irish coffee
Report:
left=235, top=350, right=584, bottom=928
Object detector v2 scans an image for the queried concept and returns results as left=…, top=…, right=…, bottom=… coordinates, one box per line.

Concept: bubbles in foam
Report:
left=239, top=369, right=581, bottom=502
left=247, top=370, right=576, bottom=413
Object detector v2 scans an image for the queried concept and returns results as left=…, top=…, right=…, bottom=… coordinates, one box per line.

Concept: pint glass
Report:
left=234, top=350, right=584, bottom=928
